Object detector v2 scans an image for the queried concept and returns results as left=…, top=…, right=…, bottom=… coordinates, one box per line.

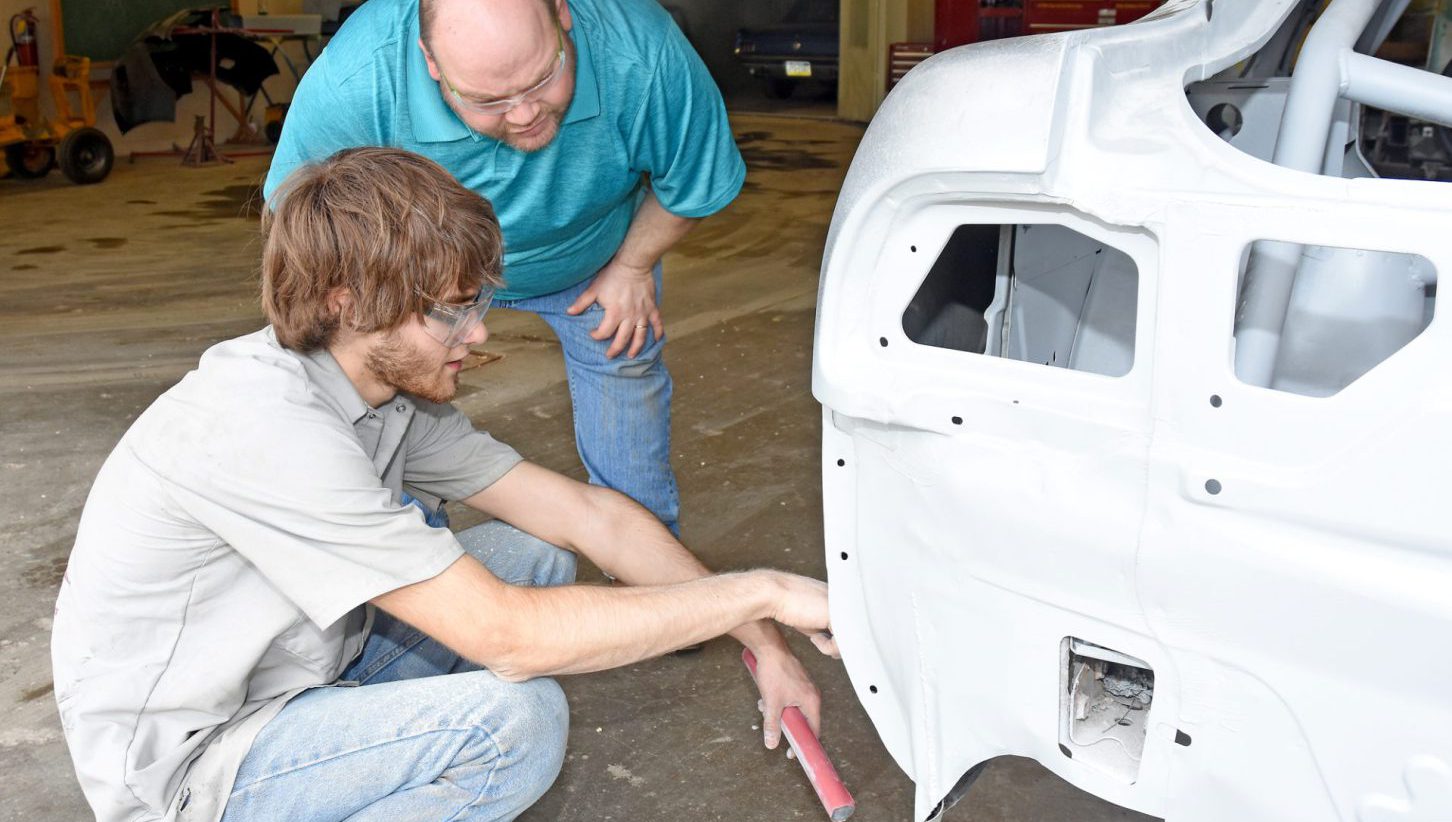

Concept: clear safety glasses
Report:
left=418, top=286, right=495, bottom=348
left=439, top=21, right=566, bottom=116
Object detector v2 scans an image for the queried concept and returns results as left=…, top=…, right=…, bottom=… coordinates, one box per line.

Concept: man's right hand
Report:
left=763, top=571, right=839, bottom=658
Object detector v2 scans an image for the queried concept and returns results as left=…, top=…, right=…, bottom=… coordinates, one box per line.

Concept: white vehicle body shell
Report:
left=813, top=1, right=1452, bottom=819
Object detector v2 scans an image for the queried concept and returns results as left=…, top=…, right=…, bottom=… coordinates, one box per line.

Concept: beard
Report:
left=501, top=109, right=564, bottom=153
left=481, top=94, right=570, bottom=153
left=365, top=332, right=458, bottom=404
left=452, top=48, right=577, bottom=153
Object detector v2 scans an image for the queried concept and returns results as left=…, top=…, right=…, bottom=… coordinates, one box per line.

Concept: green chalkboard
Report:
left=62, top=0, right=208, bottom=61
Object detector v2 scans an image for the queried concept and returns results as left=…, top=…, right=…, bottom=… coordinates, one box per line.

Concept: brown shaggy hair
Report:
left=261, top=147, right=504, bottom=352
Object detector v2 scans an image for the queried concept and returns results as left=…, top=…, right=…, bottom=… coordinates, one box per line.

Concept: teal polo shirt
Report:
left=264, top=0, right=745, bottom=300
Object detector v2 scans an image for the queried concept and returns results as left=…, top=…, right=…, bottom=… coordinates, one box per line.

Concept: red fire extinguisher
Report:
left=9, top=9, right=39, bottom=67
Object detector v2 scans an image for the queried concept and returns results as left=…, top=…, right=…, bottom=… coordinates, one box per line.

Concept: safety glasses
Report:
left=418, top=285, right=495, bottom=348
left=438, top=21, right=566, bottom=116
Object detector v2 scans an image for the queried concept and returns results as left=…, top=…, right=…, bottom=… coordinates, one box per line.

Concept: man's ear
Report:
left=327, top=286, right=355, bottom=327
left=556, top=0, right=572, bottom=32
left=419, top=37, right=443, bottom=81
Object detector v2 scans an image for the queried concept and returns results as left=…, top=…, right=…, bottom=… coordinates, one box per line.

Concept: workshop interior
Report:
left=3, top=1, right=1449, bottom=821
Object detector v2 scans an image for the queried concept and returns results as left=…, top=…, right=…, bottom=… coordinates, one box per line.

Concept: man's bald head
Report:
left=419, top=0, right=557, bottom=51
left=416, top=0, right=577, bottom=152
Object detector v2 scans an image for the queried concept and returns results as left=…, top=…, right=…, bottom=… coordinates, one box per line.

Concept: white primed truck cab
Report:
left=814, top=1, right=1452, bottom=819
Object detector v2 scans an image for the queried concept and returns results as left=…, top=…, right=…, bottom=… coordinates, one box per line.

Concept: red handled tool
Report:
left=742, top=648, right=856, bottom=821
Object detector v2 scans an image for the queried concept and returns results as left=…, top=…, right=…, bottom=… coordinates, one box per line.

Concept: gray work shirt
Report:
left=51, top=327, right=522, bottom=822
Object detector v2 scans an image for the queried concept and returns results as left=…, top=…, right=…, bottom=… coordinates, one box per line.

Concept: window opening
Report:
left=903, top=223, right=1138, bottom=378
left=1233, top=241, right=1436, bottom=397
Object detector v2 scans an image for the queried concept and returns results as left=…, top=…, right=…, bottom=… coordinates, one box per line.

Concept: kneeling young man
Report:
left=52, top=147, right=835, bottom=822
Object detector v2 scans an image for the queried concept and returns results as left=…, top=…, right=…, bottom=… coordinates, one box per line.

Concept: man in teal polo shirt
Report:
left=266, top=0, right=746, bottom=536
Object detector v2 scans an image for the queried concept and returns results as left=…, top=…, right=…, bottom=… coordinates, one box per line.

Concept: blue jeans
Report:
left=494, top=264, right=680, bottom=534
left=219, top=522, right=578, bottom=822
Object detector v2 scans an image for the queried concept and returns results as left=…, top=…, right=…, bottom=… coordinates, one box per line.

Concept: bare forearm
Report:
left=448, top=465, right=832, bottom=683
left=582, top=489, right=798, bottom=658
left=614, top=188, right=697, bottom=270
left=487, top=571, right=781, bottom=680
left=581, top=487, right=708, bottom=583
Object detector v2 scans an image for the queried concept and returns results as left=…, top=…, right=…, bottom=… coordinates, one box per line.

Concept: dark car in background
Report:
left=733, top=0, right=838, bottom=99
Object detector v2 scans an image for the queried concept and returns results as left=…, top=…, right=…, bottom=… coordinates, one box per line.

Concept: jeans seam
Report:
left=230, top=724, right=503, bottom=797
left=564, top=373, right=585, bottom=467
left=352, top=632, right=424, bottom=683
left=441, top=741, right=506, bottom=822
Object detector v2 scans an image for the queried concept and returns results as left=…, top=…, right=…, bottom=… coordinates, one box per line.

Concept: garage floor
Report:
left=0, top=113, right=1155, bottom=822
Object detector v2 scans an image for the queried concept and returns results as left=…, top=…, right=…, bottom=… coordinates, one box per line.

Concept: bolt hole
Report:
left=951, top=416, right=962, bottom=425
left=840, top=551, right=849, bottom=560
left=869, top=685, right=878, bottom=694
left=1116, top=718, right=1133, bottom=727
left=1175, top=730, right=1193, bottom=746
left=1205, top=102, right=1243, bottom=141
left=910, top=245, right=917, bottom=253
left=836, top=458, right=845, bottom=467
left=878, top=337, right=888, bottom=347
left=1210, top=394, right=1223, bottom=408
left=1205, top=479, right=1222, bottom=495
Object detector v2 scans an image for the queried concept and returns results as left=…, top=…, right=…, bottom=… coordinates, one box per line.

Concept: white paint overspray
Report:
left=813, top=1, right=1452, bottom=820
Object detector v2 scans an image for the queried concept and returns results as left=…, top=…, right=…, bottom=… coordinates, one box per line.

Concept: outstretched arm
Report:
left=371, top=555, right=827, bottom=682
left=461, top=462, right=837, bottom=747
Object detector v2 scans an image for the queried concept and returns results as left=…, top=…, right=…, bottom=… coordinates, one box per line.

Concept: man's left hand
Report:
left=566, top=259, right=664, bottom=359
left=751, top=646, right=823, bottom=750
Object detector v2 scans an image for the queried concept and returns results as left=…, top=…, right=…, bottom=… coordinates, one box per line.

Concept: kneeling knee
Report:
left=440, top=675, right=568, bottom=815
left=489, top=677, right=569, bottom=782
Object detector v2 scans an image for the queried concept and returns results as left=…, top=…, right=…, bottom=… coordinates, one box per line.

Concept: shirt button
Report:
left=396, top=404, right=406, bottom=413
left=367, top=412, right=377, bottom=420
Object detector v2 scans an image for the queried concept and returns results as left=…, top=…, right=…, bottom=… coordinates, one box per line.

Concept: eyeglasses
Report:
left=438, top=21, right=566, bottom=116
left=418, top=285, right=495, bottom=348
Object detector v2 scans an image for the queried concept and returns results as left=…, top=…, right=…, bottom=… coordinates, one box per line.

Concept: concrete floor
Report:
left=0, top=113, right=1155, bottom=822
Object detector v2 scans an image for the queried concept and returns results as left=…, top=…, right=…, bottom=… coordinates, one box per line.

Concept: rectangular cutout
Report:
left=903, top=223, right=1138, bottom=377
left=1058, top=637, right=1154, bottom=784
left=1234, top=241, right=1436, bottom=396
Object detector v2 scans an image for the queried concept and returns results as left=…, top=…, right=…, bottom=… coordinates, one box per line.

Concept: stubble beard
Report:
left=505, top=114, right=561, bottom=152
left=492, top=102, right=566, bottom=153
left=365, top=333, right=458, bottom=404
left=477, top=69, right=575, bottom=153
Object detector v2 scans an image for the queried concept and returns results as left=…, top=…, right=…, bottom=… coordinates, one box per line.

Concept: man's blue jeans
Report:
left=494, top=264, right=680, bottom=533
left=219, top=521, right=578, bottom=822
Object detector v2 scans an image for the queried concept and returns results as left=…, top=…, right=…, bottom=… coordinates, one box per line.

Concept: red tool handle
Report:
left=742, top=648, right=856, bottom=821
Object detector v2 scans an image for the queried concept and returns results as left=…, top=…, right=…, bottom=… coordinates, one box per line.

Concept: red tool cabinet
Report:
left=1024, top=1, right=1161, bottom=33
left=934, top=1, right=1164, bottom=51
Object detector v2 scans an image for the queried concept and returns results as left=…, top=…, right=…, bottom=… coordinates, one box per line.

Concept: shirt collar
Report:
left=406, top=18, right=602, bottom=145
left=562, top=24, right=601, bottom=126
left=284, top=334, right=414, bottom=426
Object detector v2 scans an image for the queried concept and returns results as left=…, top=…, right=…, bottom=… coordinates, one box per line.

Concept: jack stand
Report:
left=181, top=114, right=229, bottom=166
